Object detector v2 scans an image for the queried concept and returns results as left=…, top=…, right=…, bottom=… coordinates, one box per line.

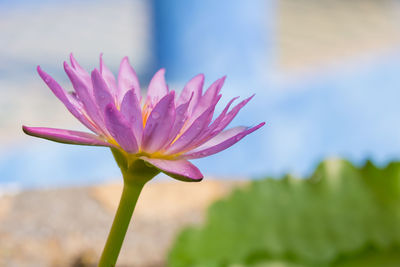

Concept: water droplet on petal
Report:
left=152, top=112, right=160, bottom=119
left=44, top=77, right=50, bottom=83
left=235, top=136, right=242, bottom=141
left=201, top=152, right=207, bottom=156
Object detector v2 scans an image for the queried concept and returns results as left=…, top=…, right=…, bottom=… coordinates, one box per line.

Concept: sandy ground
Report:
left=0, top=179, right=246, bottom=267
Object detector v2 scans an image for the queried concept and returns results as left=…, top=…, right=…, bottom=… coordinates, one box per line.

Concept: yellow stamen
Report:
left=142, top=103, right=150, bottom=128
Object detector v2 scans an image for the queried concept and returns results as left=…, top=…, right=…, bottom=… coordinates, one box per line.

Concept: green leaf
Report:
left=168, top=159, right=400, bottom=267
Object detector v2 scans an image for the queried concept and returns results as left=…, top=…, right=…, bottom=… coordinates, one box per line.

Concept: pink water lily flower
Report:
left=23, top=54, right=264, bottom=182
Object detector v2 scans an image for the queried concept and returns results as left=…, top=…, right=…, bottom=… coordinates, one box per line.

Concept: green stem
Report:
left=98, top=179, right=145, bottom=267
left=99, top=150, right=160, bottom=266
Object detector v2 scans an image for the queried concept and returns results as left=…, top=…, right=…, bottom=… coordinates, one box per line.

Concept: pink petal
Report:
left=141, top=92, right=175, bottom=153
left=165, top=103, right=217, bottom=155
left=22, top=126, right=112, bottom=147
left=145, top=68, right=168, bottom=109
left=104, top=104, right=139, bottom=153
left=99, top=54, right=117, bottom=97
left=210, top=94, right=255, bottom=137
left=202, top=96, right=239, bottom=135
left=182, top=78, right=224, bottom=132
left=192, top=126, right=247, bottom=151
left=191, top=76, right=225, bottom=119
left=188, top=96, right=239, bottom=149
left=162, top=94, right=193, bottom=149
left=139, top=156, right=203, bottom=182
left=69, top=53, right=92, bottom=92
left=117, top=56, right=141, bottom=104
left=92, top=69, right=115, bottom=114
left=37, top=66, right=98, bottom=133
left=182, top=122, right=265, bottom=159
left=177, top=74, right=204, bottom=115
left=120, top=90, right=143, bottom=145
left=64, top=62, right=105, bottom=131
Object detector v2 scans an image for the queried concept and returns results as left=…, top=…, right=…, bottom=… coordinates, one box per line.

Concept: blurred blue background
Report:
left=1, top=0, right=400, bottom=190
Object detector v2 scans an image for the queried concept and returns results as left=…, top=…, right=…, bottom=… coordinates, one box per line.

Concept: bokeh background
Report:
left=1, top=0, right=400, bottom=188
left=1, top=0, right=400, bottom=266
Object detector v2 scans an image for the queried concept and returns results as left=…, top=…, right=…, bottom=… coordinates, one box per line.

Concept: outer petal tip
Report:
left=69, top=53, right=85, bottom=71
left=121, top=56, right=130, bottom=65
left=36, top=66, right=53, bottom=84
left=36, top=65, right=46, bottom=78
left=22, top=126, right=112, bottom=147
left=22, top=125, right=31, bottom=135
left=154, top=68, right=166, bottom=81
left=63, top=61, right=71, bottom=72
left=256, top=122, right=266, bottom=129
left=23, top=125, right=45, bottom=139
left=215, top=76, right=227, bottom=87
left=91, top=68, right=102, bottom=80
left=196, top=73, right=205, bottom=82
left=22, top=125, right=43, bottom=138
left=91, top=68, right=99, bottom=76
left=22, top=125, right=36, bottom=137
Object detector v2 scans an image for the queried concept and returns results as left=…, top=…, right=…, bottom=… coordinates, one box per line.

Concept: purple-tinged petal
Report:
left=117, top=56, right=141, bottom=104
left=187, top=96, right=239, bottom=149
left=182, top=78, right=225, bottom=132
left=64, top=62, right=105, bottom=131
left=139, top=156, right=203, bottom=182
left=22, top=126, right=112, bottom=147
left=177, top=74, right=204, bottom=115
left=162, top=93, right=193, bottom=149
left=191, top=95, right=255, bottom=147
left=182, top=122, right=265, bottom=159
left=37, top=66, right=98, bottom=133
left=99, top=54, right=117, bottom=97
left=69, top=53, right=92, bottom=92
left=191, top=76, right=225, bottom=119
left=145, top=68, right=168, bottom=109
left=104, top=104, right=139, bottom=153
left=92, top=69, right=115, bottom=114
left=203, top=97, right=239, bottom=134
left=211, top=94, right=255, bottom=135
left=120, top=90, right=143, bottom=145
left=165, top=102, right=218, bottom=155
left=141, top=92, right=175, bottom=153
left=192, top=126, right=247, bottom=150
